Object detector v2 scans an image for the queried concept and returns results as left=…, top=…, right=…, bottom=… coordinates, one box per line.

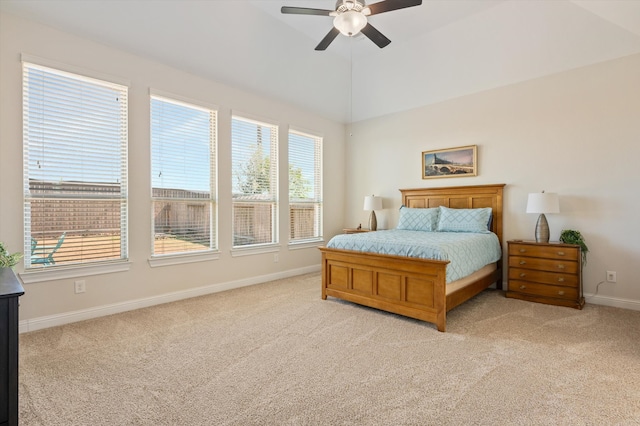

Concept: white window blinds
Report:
left=231, top=116, right=278, bottom=247
left=151, top=95, right=217, bottom=255
left=288, top=130, right=323, bottom=242
left=23, top=62, right=128, bottom=267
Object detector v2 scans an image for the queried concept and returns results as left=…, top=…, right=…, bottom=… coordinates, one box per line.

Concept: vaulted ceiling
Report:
left=2, top=0, right=639, bottom=123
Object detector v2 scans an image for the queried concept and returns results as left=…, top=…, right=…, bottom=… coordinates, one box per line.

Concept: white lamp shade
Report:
left=364, top=195, right=383, bottom=211
left=526, top=192, right=559, bottom=214
left=334, top=10, right=367, bottom=36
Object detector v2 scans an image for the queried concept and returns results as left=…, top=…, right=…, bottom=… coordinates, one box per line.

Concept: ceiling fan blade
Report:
left=315, top=27, right=340, bottom=51
left=361, top=23, right=391, bottom=48
left=366, top=0, right=422, bottom=16
left=281, top=6, right=334, bottom=16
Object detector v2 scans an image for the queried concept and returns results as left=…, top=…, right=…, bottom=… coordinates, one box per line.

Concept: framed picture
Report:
left=422, top=145, right=477, bottom=179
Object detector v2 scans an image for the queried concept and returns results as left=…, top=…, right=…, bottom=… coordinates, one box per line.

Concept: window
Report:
left=151, top=95, right=217, bottom=256
left=231, top=116, right=278, bottom=248
left=288, top=130, right=323, bottom=243
left=23, top=62, right=128, bottom=268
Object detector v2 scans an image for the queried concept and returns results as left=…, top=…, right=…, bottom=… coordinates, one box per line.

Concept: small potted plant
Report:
left=559, top=229, right=588, bottom=265
left=0, top=241, right=23, bottom=269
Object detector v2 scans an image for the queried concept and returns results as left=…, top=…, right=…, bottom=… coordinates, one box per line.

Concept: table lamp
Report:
left=363, top=195, right=383, bottom=231
left=526, top=191, right=559, bottom=243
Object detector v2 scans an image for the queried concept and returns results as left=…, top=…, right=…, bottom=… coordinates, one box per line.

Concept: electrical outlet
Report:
left=274, top=253, right=279, bottom=263
left=606, top=271, right=617, bottom=283
left=74, top=280, right=86, bottom=294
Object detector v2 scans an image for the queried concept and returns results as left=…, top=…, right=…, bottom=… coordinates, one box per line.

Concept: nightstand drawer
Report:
left=508, top=280, right=578, bottom=300
left=509, top=243, right=579, bottom=261
left=509, top=268, right=578, bottom=287
left=508, top=256, right=579, bottom=274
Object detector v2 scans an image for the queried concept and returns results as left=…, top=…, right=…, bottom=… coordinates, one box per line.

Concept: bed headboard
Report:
left=400, top=184, right=505, bottom=244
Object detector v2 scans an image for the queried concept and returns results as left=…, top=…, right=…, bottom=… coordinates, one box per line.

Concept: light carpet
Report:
left=19, top=272, right=640, bottom=425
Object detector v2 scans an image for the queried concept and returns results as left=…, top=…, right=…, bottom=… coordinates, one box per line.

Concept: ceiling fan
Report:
left=281, top=0, right=423, bottom=51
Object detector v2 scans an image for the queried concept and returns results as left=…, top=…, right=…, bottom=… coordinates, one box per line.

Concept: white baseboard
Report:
left=19, top=265, right=320, bottom=334
left=583, top=293, right=640, bottom=311
left=19, top=267, right=637, bottom=334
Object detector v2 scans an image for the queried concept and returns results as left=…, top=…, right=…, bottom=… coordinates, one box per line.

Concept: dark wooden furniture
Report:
left=506, top=240, right=584, bottom=309
left=0, top=268, right=24, bottom=426
left=320, top=184, right=505, bottom=332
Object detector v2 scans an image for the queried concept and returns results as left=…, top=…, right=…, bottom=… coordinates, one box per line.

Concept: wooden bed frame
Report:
left=319, top=184, right=505, bottom=332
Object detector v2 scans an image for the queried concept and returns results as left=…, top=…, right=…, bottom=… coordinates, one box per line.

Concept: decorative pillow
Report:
left=396, top=206, right=439, bottom=232
left=436, top=206, right=492, bottom=233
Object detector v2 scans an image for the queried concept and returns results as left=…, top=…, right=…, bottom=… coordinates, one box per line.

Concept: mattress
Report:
left=325, top=229, right=502, bottom=283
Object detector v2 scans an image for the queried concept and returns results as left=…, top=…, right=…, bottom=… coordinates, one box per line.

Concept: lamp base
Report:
left=369, top=211, right=378, bottom=231
left=535, top=213, right=550, bottom=243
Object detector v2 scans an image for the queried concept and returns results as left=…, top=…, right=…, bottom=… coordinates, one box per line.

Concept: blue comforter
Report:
left=326, top=229, right=501, bottom=283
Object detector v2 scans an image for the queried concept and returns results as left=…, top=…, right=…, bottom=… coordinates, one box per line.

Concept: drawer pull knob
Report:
left=519, top=285, right=526, bottom=290
left=557, top=251, right=565, bottom=256
left=557, top=264, right=565, bottom=270
left=519, top=261, right=526, bottom=265
left=519, top=273, right=526, bottom=278
left=519, top=249, right=526, bottom=253
left=558, top=277, right=565, bottom=283
left=558, top=291, right=565, bottom=296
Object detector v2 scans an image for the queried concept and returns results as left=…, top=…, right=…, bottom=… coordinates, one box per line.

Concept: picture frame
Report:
left=422, top=145, right=477, bottom=179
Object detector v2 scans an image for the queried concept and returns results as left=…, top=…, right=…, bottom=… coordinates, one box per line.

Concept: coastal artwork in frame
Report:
left=422, top=145, right=477, bottom=179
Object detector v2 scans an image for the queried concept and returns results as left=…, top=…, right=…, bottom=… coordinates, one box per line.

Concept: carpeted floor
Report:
left=19, top=272, right=640, bottom=425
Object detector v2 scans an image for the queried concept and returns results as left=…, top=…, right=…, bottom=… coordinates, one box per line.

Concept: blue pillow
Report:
left=396, top=206, right=439, bottom=232
left=436, top=206, right=492, bottom=233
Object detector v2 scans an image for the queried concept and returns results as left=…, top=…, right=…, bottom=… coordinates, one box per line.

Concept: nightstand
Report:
left=506, top=240, right=584, bottom=309
left=343, top=228, right=371, bottom=234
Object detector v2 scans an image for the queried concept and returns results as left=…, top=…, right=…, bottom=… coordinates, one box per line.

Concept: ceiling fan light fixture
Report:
left=333, top=10, right=367, bottom=36
left=282, top=0, right=422, bottom=50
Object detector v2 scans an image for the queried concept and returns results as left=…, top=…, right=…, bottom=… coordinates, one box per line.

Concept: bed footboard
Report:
left=320, top=247, right=450, bottom=331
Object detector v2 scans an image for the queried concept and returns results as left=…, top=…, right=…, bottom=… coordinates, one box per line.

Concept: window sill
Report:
left=148, top=250, right=220, bottom=268
left=288, top=239, right=324, bottom=250
left=231, top=244, right=281, bottom=258
left=20, top=261, right=131, bottom=284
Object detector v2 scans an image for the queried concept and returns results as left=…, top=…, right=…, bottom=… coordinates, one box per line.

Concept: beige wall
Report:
left=0, top=13, right=346, bottom=329
left=3, top=12, right=638, bottom=330
left=345, top=53, right=640, bottom=309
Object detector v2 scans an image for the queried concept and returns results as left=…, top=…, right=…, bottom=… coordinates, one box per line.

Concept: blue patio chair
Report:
left=31, top=232, right=66, bottom=265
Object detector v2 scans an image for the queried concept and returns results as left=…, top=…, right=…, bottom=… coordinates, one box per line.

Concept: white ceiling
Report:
left=2, top=0, right=639, bottom=123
